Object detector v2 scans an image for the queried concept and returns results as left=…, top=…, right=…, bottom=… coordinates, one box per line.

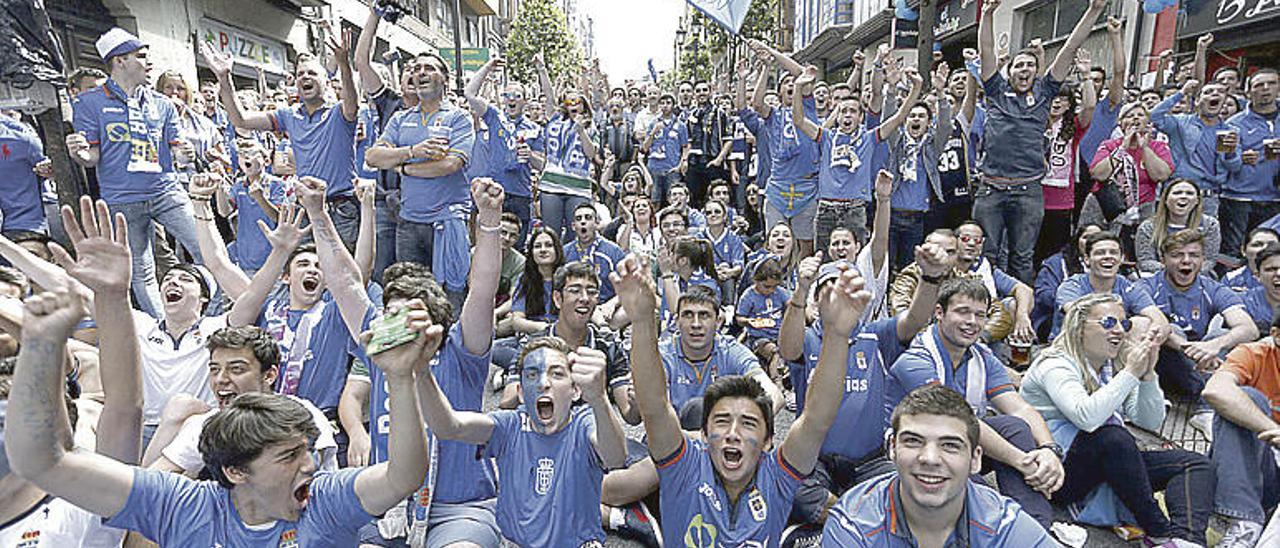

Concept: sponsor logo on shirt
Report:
left=747, top=487, right=767, bottom=522
left=535, top=457, right=555, bottom=495
left=697, top=482, right=722, bottom=511
left=103, top=107, right=125, bottom=114
left=683, top=513, right=717, bottom=547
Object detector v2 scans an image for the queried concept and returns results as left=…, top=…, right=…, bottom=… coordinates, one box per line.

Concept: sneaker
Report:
left=1190, top=410, right=1215, bottom=441
left=780, top=523, right=823, bottom=548
left=1218, top=518, right=1263, bottom=548
left=1143, top=537, right=1204, bottom=548
left=612, top=501, right=662, bottom=548
left=785, top=391, right=797, bottom=413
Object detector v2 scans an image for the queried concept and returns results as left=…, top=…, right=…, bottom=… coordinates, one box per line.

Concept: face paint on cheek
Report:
left=520, top=348, right=553, bottom=432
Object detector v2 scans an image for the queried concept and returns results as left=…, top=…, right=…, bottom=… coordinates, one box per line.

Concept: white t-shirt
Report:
left=134, top=311, right=226, bottom=426
left=808, top=245, right=887, bottom=323
left=161, top=395, right=338, bottom=474
left=0, top=496, right=124, bottom=548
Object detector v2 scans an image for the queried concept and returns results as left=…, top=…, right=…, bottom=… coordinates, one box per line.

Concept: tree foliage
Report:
left=674, top=0, right=777, bottom=84
left=505, top=0, right=584, bottom=87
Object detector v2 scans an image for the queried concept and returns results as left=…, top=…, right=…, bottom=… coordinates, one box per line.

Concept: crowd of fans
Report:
left=5, top=0, right=1280, bottom=545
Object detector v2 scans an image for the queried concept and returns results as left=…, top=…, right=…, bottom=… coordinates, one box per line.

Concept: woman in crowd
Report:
left=1135, top=178, right=1220, bottom=276
left=1089, top=102, right=1174, bottom=245
left=536, top=58, right=598, bottom=237
left=1034, top=223, right=1104, bottom=341
left=156, top=70, right=221, bottom=180
left=1020, top=293, right=1215, bottom=547
left=741, top=183, right=766, bottom=248
left=743, top=223, right=799, bottom=296
left=701, top=199, right=744, bottom=304
left=503, top=227, right=564, bottom=336
left=618, top=196, right=660, bottom=260
left=1039, top=79, right=1095, bottom=263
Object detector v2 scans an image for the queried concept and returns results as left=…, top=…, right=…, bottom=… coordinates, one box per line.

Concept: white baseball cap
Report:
left=95, top=28, right=146, bottom=61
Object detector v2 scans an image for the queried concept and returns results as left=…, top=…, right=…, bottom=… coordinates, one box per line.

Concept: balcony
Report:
left=463, top=0, right=498, bottom=17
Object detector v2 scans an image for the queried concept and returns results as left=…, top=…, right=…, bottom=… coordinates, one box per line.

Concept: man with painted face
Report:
left=465, top=57, right=546, bottom=247
left=202, top=33, right=363, bottom=249
left=68, top=28, right=203, bottom=320
left=564, top=203, right=627, bottom=303
left=366, top=52, right=476, bottom=309
left=1222, top=69, right=1280, bottom=265
left=614, top=250, right=878, bottom=546
left=1053, top=231, right=1170, bottom=339
left=888, top=278, right=1065, bottom=530
left=643, top=92, right=690, bottom=207
left=685, top=80, right=731, bottom=207
left=1152, top=77, right=1243, bottom=218
left=417, top=334, right=627, bottom=546
left=308, top=177, right=507, bottom=547
left=777, top=242, right=948, bottom=536
left=975, top=0, right=1107, bottom=284
left=824, top=385, right=1056, bottom=545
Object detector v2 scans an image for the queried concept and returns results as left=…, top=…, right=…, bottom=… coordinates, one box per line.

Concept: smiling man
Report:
left=1053, top=231, right=1170, bottom=340
left=823, top=385, right=1055, bottom=546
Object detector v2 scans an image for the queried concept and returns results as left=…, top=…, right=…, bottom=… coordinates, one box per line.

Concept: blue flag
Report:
left=895, top=0, right=919, bottom=21
left=686, top=0, right=753, bottom=34
left=648, top=58, right=658, bottom=82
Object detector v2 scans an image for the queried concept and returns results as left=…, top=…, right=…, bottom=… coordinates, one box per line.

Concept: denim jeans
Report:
left=504, top=194, right=533, bottom=249
left=328, top=197, right=361, bottom=251
left=1219, top=199, right=1280, bottom=264
left=814, top=199, right=868, bottom=252
left=394, top=219, right=465, bottom=317
left=979, top=415, right=1054, bottom=528
left=1156, top=346, right=1208, bottom=400
left=372, top=199, right=398, bottom=285
left=1211, top=386, right=1280, bottom=524
left=1056, top=424, right=1215, bottom=544
left=889, top=210, right=926, bottom=273
left=538, top=192, right=590, bottom=242
left=110, top=190, right=205, bottom=319
left=973, top=182, right=1044, bottom=284
left=651, top=170, right=682, bottom=208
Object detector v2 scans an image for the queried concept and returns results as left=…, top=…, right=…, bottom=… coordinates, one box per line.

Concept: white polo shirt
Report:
left=135, top=311, right=226, bottom=426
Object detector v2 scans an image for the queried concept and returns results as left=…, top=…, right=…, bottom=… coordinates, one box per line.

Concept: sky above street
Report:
left=581, top=0, right=686, bottom=83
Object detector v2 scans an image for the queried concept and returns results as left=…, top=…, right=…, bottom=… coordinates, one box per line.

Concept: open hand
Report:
left=49, top=197, right=131, bottom=296
left=261, top=202, right=306, bottom=253
left=200, top=42, right=233, bottom=78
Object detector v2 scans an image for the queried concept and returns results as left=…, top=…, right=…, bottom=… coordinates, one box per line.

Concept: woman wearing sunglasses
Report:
left=1020, top=293, right=1215, bottom=547
left=533, top=55, right=598, bottom=239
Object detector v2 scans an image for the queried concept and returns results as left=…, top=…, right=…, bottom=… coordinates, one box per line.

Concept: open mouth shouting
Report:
left=293, top=478, right=313, bottom=509
left=721, top=446, right=744, bottom=471
left=215, top=388, right=240, bottom=407
left=163, top=286, right=184, bottom=304
left=535, top=396, right=555, bottom=423
left=299, top=274, right=321, bottom=293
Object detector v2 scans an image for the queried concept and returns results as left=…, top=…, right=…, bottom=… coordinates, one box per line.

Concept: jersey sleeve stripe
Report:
left=653, top=436, right=687, bottom=470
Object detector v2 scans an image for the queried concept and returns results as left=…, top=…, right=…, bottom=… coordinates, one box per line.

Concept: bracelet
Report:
left=476, top=223, right=501, bottom=233
left=1036, top=442, right=1065, bottom=460
left=788, top=299, right=806, bottom=309
left=189, top=195, right=211, bottom=202
left=920, top=272, right=948, bottom=285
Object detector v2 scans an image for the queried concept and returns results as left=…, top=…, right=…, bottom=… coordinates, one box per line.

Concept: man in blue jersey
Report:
left=888, top=278, right=1065, bottom=530
left=644, top=93, right=690, bottom=207
left=5, top=278, right=432, bottom=546
left=68, top=28, right=204, bottom=319
left=612, top=250, right=877, bottom=546
left=222, top=139, right=287, bottom=276
left=1242, top=243, right=1280, bottom=335
left=1151, top=77, right=1241, bottom=219
left=465, top=57, right=546, bottom=246
left=823, top=385, right=1056, bottom=546
left=202, top=35, right=363, bottom=249
left=1225, top=227, right=1280, bottom=293
left=366, top=53, right=476, bottom=310
left=1222, top=69, right=1280, bottom=265
left=416, top=334, right=627, bottom=547
left=0, top=113, right=53, bottom=238
left=308, top=177, right=508, bottom=547
left=1053, top=231, right=1170, bottom=339
left=778, top=242, right=949, bottom=536
left=564, top=203, right=626, bottom=303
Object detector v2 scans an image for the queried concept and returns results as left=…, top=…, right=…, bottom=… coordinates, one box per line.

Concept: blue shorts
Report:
left=358, top=499, right=500, bottom=548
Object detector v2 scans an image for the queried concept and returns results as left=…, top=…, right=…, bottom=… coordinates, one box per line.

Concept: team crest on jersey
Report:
left=535, top=457, right=555, bottom=495
left=277, top=529, right=298, bottom=548
left=16, top=529, right=39, bottom=548
left=1191, top=306, right=1201, bottom=321
left=855, top=351, right=868, bottom=370
left=747, top=487, right=768, bottom=522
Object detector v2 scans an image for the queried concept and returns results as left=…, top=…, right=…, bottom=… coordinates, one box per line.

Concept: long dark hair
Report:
left=672, top=236, right=720, bottom=281
left=521, top=227, right=564, bottom=319
left=1049, top=85, right=1078, bottom=145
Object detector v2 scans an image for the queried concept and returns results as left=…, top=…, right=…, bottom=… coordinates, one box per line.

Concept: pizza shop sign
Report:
left=198, top=19, right=288, bottom=75
left=1180, top=0, right=1280, bottom=37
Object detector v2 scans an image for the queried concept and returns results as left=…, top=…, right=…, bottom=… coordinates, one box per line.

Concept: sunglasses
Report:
left=1093, top=316, right=1132, bottom=332
left=563, top=98, right=583, bottom=107
left=959, top=234, right=984, bottom=244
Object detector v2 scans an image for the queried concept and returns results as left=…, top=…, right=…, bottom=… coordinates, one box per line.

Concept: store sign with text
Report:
left=1179, top=0, right=1280, bottom=37
left=934, top=0, right=979, bottom=39
left=198, top=19, right=288, bottom=75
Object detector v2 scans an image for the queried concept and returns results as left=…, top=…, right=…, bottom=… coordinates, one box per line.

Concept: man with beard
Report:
left=465, top=57, right=545, bottom=247
left=685, top=81, right=731, bottom=207
left=888, top=278, right=1065, bottom=531
left=202, top=34, right=363, bottom=249
left=1152, top=77, right=1242, bottom=218
left=366, top=53, right=475, bottom=309
left=1142, top=229, right=1257, bottom=438
left=613, top=251, right=878, bottom=546
left=974, top=0, right=1108, bottom=284
left=1222, top=70, right=1280, bottom=265
left=823, top=385, right=1055, bottom=545
left=1053, top=231, right=1170, bottom=339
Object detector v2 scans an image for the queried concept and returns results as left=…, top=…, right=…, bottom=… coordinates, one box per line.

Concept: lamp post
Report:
left=675, top=19, right=687, bottom=80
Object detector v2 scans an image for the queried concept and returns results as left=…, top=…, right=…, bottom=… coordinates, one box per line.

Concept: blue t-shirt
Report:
left=701, top=227, right=746, bottom=273
left=1079, top=97, right=1122, bottom=168
left=379, top=104, right=475, bottom=223
left=659, top=334, right=761, bottom=412
left=106, top=468, right=372, bottom=547
left=270, top=103, right=357, bottom=197
left=71, top=79, right=182, bottom=204
left=792, top=318, right=904, bottom=461
left=740, top=108, right=773, bottom=186
left=355, top=105, right=380, bottom=180
left=1052, top=274, right=1157, bottom=337
left=1225, top=266, right=1261, bottom=293
left=484, top=407, right=605, bottom=546
left=823, top=473, right=1056, bottom=546
left=736, top=286, right=790, bottom=341
left=763, top=101, right=821, bottom=215
left=258, top=293, right=356, bottom=411
left=1141, top=272, right=1243, bottom=342
left=979, top=72, right=1063, bottom=182
left=512, top=279, right=557, bottom=323
left=890, top=136, right=931, bottom=212
left=647, top=116, right=689, bottom=174
left=1241, top=286, right=1276, bottom=335
left=817, top=126, right=882, bottom=201
left=563, top=236, right=627, bottom=302
left=229, top=175, right=288, bottom=271
left=481, top=106, right=544, bottom=198
left=0, top=117, right=48, bottom=233
left=359, top=310, right=498, bottom=504
left=654, top=436, right=803, bottom=547
left=887, top=325, right=1015, bottom=417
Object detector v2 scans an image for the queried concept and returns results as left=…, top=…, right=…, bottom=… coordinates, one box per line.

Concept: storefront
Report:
left=933, top=0, right=979, bottom=67
left=1177, top=0, right=1280, bottom=77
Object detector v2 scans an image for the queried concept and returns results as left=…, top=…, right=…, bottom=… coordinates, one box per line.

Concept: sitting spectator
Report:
left=700, top=199, right=745, bottom=304
left=1034, top=223, right=1103, bottom=341
left=618, top=196, right=661, bottom=260
left=1135, top=179, right=1220, bottom=276
left=563, top=202, right=625, bottom=302
left=503, top=227, right=564, bottom=336
left=1020, top=293, right=1214, bottom=547
left=1224, top=226, right=1279, bottom=293
left=1240, top=242, right=1280, bottom=336
left=735, top=257, right=790, bottom=383
left=1052, top=231, right=1170, bottom=339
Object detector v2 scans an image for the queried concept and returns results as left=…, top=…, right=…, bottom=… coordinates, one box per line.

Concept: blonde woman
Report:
left=1134, top=178, right=1220, bottom=275
left=1020, top=293, right=1214, bottom=547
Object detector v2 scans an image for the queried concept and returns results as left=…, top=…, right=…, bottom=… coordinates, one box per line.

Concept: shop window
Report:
left=1021, top=0, right=1110, bottom=49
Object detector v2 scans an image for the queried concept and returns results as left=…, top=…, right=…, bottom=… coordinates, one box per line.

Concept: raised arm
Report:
left=465, top=58, right=502, bottom=115
left=978, top=0, right=1001, bottom=82
left=781, top=264, right=870, bottom=474
left=1076, top=50, right=1098, bottom=128
left=354, top=180, right=376, bottom=284
left=749, top=38, right=804, bottom=76
left=875, top=68, right=923, bottom=141
left=412, top=330, right=495, bottom=445
left=960, top=49, right=979, bottom=123
left=778, top=253, right=820, bottom=362
left=327, top=29, right=359, bottom=122
left=749, top=57, right=774, bottom=118
left=227, top=203, right=307, bottom=328
left=897, top=242, right=948, bottom=342
left=353, top=303, right=432, bottom=515
left=189, top=174, right=251, bottom=300
left=200, top=42, right=274, bottom=132
left=49, top=198, right=141, bottom=464
left=354, top=4, right=388, bottom=96
left=792, top=66, right=822, bottom=141
left=572, top=347, right=628, bottom=469
left=1194, top=34, right=1213, bottom=86
left=460, top=179, right=505, bottom=355
left=846, top=50, right=865, bottom=90
left=296, top=176, right=373, bottom=338
left=1106, top=18, right=1125, bottom=106
left=535, top=53, right=556, bottom=113
left=7, top=287, right=135, bottom=518
left=610, top=255, right=682, bottom=460
left=870, top=44, right=892, bottom=115
left=869, top=171, right=893, bottom=274
left=1048, top=0, right=1106, bottom=81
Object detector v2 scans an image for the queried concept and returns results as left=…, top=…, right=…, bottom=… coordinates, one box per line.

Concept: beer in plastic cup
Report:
left=1266, top=139, right=1279, bottom=161
left=1217, top=130, right=1236, bottom=154
left=1010, top=342, right=1031, bottom=368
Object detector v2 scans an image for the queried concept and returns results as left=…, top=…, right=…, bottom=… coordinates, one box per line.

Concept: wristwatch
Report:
left=1037, top=442, right=1065, bottom=460
left=919, top=272, right=948, bottom=285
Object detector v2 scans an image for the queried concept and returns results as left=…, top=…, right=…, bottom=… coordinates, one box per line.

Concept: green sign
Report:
left=438, top=48, right=491, bottom=72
